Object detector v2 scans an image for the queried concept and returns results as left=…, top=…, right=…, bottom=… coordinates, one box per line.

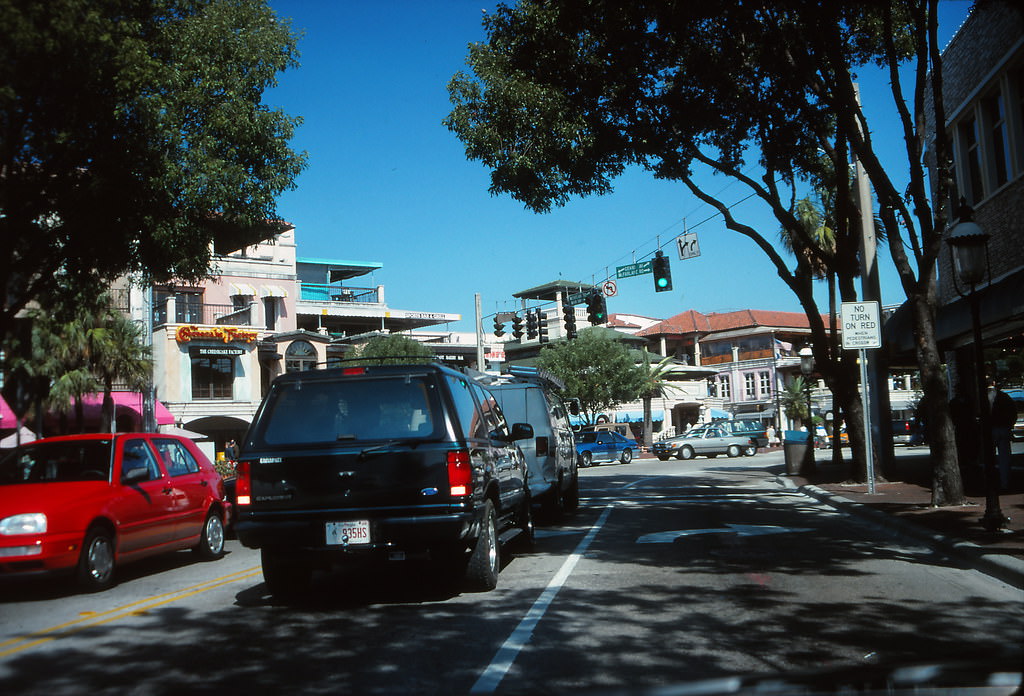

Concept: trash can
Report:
left=783, top=430, right=810, bottom=475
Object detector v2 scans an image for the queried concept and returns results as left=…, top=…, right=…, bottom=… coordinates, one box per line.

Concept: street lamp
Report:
left=799, top=344, right=816, bottom=476
left=947, top=199, right=1004, bottom=532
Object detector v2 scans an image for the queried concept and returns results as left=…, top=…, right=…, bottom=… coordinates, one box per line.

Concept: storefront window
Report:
left=191, top=356, right=233, bottom=399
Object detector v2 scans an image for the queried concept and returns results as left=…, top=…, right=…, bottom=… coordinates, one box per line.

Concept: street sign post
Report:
left=840, top=301, right=881, bottom=494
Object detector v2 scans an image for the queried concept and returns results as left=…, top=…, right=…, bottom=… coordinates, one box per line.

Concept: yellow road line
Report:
left=0, top=567, right=261, bottom=659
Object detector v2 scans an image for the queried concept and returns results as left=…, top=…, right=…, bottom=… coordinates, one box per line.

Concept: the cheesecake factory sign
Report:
left=175, top=325, right=258, bottom=345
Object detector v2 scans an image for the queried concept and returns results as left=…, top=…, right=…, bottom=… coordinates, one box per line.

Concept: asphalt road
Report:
left=2, top=452, right=1021, bottom=695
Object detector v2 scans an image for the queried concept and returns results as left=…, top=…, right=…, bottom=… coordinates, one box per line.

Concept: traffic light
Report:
left=652, top=249, right=672, bottom=292
left=492, top=316, right=505, bottom=337
left=526, top=310, right=538, bottom=339
left=562, top=302, right=577, bottom=339
left=586, top=290, right=607, bottom=325
left=511, top=314, right=524, bottom=340
left=537, top=310, right=549, bottom=343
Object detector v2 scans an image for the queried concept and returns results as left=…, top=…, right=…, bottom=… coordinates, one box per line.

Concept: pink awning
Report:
left=75, top=392, right=175, bottom=426
left=0, top=395, right=17, bottom=428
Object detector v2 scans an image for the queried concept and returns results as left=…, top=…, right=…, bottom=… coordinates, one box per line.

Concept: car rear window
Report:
left=0, top=440, right=113, bottom=484
left=250, top=374, right=442, bottom=447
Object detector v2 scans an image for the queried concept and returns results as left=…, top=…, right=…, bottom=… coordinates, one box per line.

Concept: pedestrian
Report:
left=224, top=438, right=239, bottom=463
left=766, top=424, right=778, bottom=448
left=989, top=379, right=1015, bottom=491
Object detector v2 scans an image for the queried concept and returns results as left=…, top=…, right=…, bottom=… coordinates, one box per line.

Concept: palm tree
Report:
left=778, top=376, right=813, bottom=427
left=88, top=311, right=153, bottom=432
left=636, top=350, right=681, bottom=450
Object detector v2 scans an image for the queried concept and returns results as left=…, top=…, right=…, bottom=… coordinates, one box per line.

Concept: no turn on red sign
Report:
left=840, top=301, right=881, bottom=350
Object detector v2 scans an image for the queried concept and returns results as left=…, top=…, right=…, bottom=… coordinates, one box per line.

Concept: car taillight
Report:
left=235, top=460, right=251, bottom=506
left=904, top=422, right=911, bottom=432
left=342, top=367, right=365, bottom=375
left=447, top=450, right=471, bottom=497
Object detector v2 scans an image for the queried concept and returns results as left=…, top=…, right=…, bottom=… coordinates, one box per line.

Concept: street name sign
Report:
left=616, top=260, right=652, bottom=279
left=566, top=291, right=588, bottom=306
left=840, top=301, right=881, bottom=350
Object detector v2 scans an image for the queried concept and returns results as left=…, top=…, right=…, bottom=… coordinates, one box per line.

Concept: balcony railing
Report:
left=300, top=284, right=378, bottom=303
left=154, top=303, right=252, bottom=327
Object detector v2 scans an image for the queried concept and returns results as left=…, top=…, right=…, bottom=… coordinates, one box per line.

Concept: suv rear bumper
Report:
left=236, top=509, right=479, bottom=553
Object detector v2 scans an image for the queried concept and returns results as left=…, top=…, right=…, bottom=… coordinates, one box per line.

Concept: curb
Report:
left=776, top=475, right=1024, bottom=590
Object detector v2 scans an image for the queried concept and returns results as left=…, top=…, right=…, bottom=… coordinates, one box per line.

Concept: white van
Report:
left=484, top=368, right=579, bottom=518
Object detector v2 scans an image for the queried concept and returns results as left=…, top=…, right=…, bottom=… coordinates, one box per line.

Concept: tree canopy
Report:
left=535, top=328, right=643, bottom=424
left=349, top=334, right=435, bottom=366
left=0, top=0, right=307, bottom=339
left=446, top=0, right=965, bottom=504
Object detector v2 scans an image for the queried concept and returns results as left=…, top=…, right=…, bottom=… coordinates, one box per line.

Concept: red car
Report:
left=0, top=433, right=229, bottom=591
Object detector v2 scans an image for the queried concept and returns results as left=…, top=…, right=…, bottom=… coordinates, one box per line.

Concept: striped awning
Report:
left=260, top=285, right=288, bottom=298
left=229, top=283, right=257, bottom=296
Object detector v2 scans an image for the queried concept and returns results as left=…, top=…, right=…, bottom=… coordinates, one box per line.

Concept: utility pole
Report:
left=474, top=293, right=484, bottom=370
left=852, top=83, right=894, bottom=478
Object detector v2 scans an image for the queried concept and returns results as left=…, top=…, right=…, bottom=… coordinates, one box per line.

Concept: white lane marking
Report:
left=636, top=524, right=815, bottom=543
left=470, top=504, right=615, bottom=695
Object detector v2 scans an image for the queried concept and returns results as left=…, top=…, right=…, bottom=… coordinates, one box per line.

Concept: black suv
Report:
left=234, top=363, right=534, bottom=596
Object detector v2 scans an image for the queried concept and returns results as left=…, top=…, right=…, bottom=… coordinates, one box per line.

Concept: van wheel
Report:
left=465, top=501, right=499, bottom=591
left=562, top=473, right=579, bottom=513
left=620, top=448, right=633, bottom=464
left=261, top=549, right=312, bottom=598
left=77, top=526, right=115, bottom=592
left=193, top=510, right=225, bottom=560
left=727, top=445, right=741, bottom=458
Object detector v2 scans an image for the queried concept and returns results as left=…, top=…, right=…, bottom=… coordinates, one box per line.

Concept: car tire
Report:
left=513, top=492, right=534, bottom=551
left=678, top=445, right=695, bottom=460
left=727, top=445, right=741, bottom=458
left=193, top=510, right=225, bottom=560
left=580, top=451, right=592, bottom=468
left=465, top=500, right=499, bottom=591
left=562, top=472, right=579, bottom=513
left=77, top=526, right=115, bottom=592
left=620, top=448, right=633, bottom=464
left=261, top=549, right=312, bottom=598
left=743, top=445, right=757, bottom=457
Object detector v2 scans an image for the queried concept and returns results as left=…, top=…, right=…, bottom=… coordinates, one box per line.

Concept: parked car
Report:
left=575, top=430, right=638, bottom=467
left=651, top=423, right=758, bottom=460
left=486, top=369, right=579, bottom=517
left=892, top=419, right=914, bottom=445
left=721, top=420, right=767, bottom=455
left=0, top=433, right=228, bottom=591
left=234, top=362, right=534, bottom=597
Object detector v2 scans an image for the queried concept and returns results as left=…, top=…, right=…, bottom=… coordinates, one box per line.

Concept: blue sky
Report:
left=264, top=1, right=972, bottom=333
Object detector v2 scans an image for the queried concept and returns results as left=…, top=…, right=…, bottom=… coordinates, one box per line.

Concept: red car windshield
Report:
left=0, top=440, right=113, bottom=484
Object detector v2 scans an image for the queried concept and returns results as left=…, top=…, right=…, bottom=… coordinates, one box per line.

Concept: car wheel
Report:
left=580, top=451, right=593, bottom=468
left=465, top=500, right=499, bottom=591
left=193, top=510, right=225, bottom=560
left=743, top=445, right=757, bottom=457
left=261, top=549, right=312, bottom=598
left=562, top=472, right=580, bottom=513
left=678, top=445, right=695, bottom=460
left=513, top=492, right=534, bottom=551
left=620, top=448, right=633, bottom=464
left=727, top=445, right=741, bottom=458
left=77, top=526, right=115, bottom=592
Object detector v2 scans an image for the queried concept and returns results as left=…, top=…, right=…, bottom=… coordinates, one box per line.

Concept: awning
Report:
left=260, top=285, right=288, bottom=298
left=0, top=395, right=16, bottom=428
left=615, top=410, right=664, bottom=423
left=230, top=283, right=257, bottom=297
left=158, top=425, right=208, bottom=440
left=74, top=392, right=175, bottom=427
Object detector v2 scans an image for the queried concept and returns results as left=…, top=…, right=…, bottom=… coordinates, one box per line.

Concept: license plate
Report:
left=325, top=520, right=371, bottom=546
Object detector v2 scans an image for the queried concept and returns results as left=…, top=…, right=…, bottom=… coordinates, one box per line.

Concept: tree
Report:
left=350, top=334, right=434, bottom=366
left=446, top=1, right=964, bottom=505
left=88, top=309, right=153, bottom=432
left=779, top=376, right=813, bottom=426
left=635, top=350, right=681, bottom=450
left=536, top=328, right=643, bottom=425
left=0, top=0, right=307, bottom=343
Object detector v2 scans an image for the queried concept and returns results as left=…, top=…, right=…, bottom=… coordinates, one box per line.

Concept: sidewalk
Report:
left=779, top=445, right=1024, bottom=590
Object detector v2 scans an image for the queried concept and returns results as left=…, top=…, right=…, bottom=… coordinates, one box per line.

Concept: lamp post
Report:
left=947, top=199, right=1004, bottom=532
left=799, top=344, right=816, bottom=476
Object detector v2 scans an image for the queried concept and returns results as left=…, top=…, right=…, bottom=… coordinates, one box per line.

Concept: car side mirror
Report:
left=508, top=422, right=534, bottom=442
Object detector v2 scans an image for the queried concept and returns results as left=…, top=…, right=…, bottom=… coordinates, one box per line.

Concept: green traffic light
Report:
left=656, top=277, right=668, bottom=288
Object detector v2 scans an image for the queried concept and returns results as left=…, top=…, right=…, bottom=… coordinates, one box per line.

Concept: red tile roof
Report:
left=637, top=309, right=827, bottom=337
